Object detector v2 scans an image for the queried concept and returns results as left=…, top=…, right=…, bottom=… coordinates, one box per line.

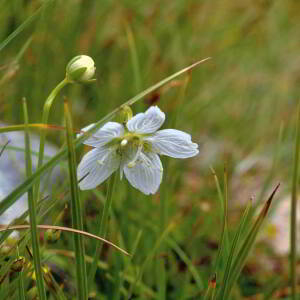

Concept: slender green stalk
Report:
left=22, top=98, right=47, bottom=300
left=0, top=0, right=52, bottom=52
left=219, top=200, right=252, bottom=300
left=125, top=22, right=142, bottom=93
left=290, top=103, right=300, bottom=300
left=210, top=166, right=229, bottom=268
left=34, top=78, right=69, bottom=201
left=64, top=101, right=88, bottom=300
left=88, top=172, right=117, bottom=286
left=18, top=270, right=26, bottom=300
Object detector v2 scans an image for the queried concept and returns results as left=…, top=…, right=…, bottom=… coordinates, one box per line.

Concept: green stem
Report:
left=22, top=98, right=47, bottom=300
left=88, top=172, right=117, bottom=286
left=291, top=103, right=300, bottom=300
left=64, top=101, right=88, bottom=300
left=34, top=78, right=69, bottom=201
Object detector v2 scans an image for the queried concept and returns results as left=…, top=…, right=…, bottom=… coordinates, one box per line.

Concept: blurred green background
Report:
left=1, top=0, right=299, bottom=299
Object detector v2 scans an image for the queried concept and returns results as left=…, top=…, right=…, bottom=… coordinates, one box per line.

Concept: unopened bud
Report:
left=44, top=229, right=61, bottom=244
left=119, top=105, right=133, bottom=124
left=66, top=55, right=96, bottom=83
left=11, top=256, right=26, bottom=273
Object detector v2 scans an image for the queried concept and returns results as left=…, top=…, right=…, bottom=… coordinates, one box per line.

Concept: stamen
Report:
left=127, top=144, right=143, bottom=168
left=121, top=139, right=128, bottom=147
left=97, top=150, right=111, bottom=165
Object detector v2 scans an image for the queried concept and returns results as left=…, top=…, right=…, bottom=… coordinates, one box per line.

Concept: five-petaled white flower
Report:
left=77, top=106, right=199, bottom=195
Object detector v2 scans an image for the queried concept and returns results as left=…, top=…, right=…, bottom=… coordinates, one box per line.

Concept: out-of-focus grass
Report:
left=0, top=0, right=299, bottom=299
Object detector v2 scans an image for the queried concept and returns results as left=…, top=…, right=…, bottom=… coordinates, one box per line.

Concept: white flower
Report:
left=66, top=55, right=96, bottom=83
left=77, top=106, right=199, bottom=195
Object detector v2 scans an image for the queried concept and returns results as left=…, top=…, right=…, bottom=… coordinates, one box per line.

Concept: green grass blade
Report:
left=203, top=274, right=217, bottom=300
left=166, top=237, right=203, bottom=289
left=290, top=103, right=300, bottom=300
left=22, top=98, right=47, bottom=300
left=0, top=0, right=52, bottom=52
left=0, top=59, right=209, bottom=220
left=125, top=22, right=142, bottom=93
left=222, top=184, right=280, bottom=299
left=210, top=166, right=229, bottom=270
left=64, top=100, right=88, bottom=300
left=218, top=199, right=252, bottom=300
left=88, top=172, right=117, bottom=286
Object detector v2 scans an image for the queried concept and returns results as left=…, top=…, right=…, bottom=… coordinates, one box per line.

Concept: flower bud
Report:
left=11, top=256, right=26, bottom=273
left=119, top=105, right=133, bottom=124
left=44, top=229, right=61, bottom=244
left=66, top=55, right=96, bottom=83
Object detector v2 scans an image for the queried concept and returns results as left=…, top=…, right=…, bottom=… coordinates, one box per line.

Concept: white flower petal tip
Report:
left=126, top=106, right=165, bottom=134
left=77, top=148, right=120, bottom=190
left=144, top=129, right=199, bottom=159
left=124, top=152, right=163, bottom=195
left=79, top=122, right=124, bottom=148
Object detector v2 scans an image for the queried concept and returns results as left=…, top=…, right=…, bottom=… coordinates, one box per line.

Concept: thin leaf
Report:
left=0, top=1, right=52, bottom=52
left=64, top=100, right=88, bottom=300
left=223, top=183, right=280, bottom=299
left=0, top=225, right=130, bottom=256
left=290, top=102, right=300, bottom=300
left=22, top=98, right=47, bottom=300
left=218, top=199, right=252, bottom=300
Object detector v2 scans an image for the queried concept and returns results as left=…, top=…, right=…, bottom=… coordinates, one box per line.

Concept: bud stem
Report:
left=34, top=78, right=69, bottom=202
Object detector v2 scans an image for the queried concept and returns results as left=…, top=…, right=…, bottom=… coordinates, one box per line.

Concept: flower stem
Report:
left=34, top=78, right=69, bottom=201
left=22, top=98, right=47, bottom=300
left=291, top=102, right=300, bottom=300
left=88, top=172, right=117, bottom=286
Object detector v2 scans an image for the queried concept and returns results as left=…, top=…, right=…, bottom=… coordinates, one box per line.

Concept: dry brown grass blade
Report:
left=0, top=224, right=130, bottom=256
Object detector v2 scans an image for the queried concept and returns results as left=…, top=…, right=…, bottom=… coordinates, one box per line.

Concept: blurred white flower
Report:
left=263, top=194, right=300, bottom=255
left=77, top=106, right=199, bottom=195
left=66, top=55, right=95, bottom=83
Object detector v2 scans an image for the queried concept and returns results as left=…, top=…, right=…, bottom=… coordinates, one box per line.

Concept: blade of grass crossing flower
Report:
left=88, top=172, right=117, bottom=286
left=222, top=184, right=280, bottom=300
left=64, top=101, right=88, bottom=300
left=218, top=199, right=252, bottom=300
left=290, top=103, right=300, bottom=300
left=22, top=98, right=47, bottom=300
left=0, top=59, right=210, bottom=217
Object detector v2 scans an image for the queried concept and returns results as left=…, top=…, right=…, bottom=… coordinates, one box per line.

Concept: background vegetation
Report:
left=0, top=0, right=299, bottom=299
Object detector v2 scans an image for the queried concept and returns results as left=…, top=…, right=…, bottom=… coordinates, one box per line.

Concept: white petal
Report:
left=124, top=152, right=163, bottom=195
left=77, top=147, right=120, bottom=190
left=78, top=122, right=124, bottom=148
left=126, top=106, right=165, bottom=134
left=145, top=129, right=199, bottom=158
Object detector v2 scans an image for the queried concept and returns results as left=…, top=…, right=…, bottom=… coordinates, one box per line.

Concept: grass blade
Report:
left=88, top=172, right=117, bottom=286
left=222, top=183, right=280, bottom=299
left=0, top=0, right=52, bottom=52
left=64, top=100, right=88, bottom=300
left=290, top=103, right=300, bottom=300
left=218, top=199, right=252, bottom=300
left=22, top=98, right=47, bottom=300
